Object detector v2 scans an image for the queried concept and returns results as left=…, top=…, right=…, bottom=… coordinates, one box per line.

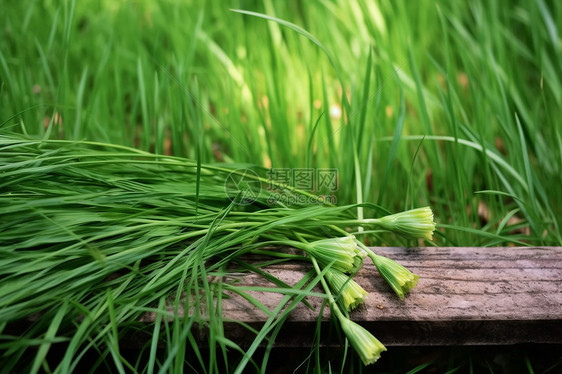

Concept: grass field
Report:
left=1, top=0, right=562, bottom=372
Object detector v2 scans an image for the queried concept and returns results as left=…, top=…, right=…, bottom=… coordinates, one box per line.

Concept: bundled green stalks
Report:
left=0, top=134, right=435, bottom=372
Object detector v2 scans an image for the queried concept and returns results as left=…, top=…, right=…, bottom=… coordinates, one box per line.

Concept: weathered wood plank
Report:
left=217, top=247, right=562, bottom=346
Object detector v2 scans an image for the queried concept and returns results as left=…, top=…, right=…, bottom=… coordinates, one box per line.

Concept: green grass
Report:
left=2, top=0, right=560, bottom=245
left=1, top=0, right=562, bottom=372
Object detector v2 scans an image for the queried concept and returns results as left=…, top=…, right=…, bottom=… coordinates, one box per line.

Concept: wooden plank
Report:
left=215, top=247, right=562, bottom=346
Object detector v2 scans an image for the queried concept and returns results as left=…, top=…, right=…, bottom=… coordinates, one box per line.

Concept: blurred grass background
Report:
left=2, top=0, right=561, bottom=246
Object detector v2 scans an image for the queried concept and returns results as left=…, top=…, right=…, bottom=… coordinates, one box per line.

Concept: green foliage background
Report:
left=2, top=0, right=561, bottom=245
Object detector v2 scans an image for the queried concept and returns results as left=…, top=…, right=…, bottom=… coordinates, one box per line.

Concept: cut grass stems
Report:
left=0, top=134, right=436, bottom=371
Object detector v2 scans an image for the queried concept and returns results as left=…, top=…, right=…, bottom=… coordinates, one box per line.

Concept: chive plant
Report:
left=0, top=134, right=435, bottom=372
left=2, top=0, right=561, bottom=372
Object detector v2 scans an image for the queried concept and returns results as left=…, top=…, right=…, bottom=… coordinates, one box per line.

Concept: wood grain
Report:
left=214, top=247, right=562, bottom=346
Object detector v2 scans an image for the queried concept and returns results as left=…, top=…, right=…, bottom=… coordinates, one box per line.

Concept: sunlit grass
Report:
left=2, top=0, right=560, bottom=245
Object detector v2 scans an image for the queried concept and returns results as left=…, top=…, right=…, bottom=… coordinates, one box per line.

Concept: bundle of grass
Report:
left=0, top=134, right=435, bottom=372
